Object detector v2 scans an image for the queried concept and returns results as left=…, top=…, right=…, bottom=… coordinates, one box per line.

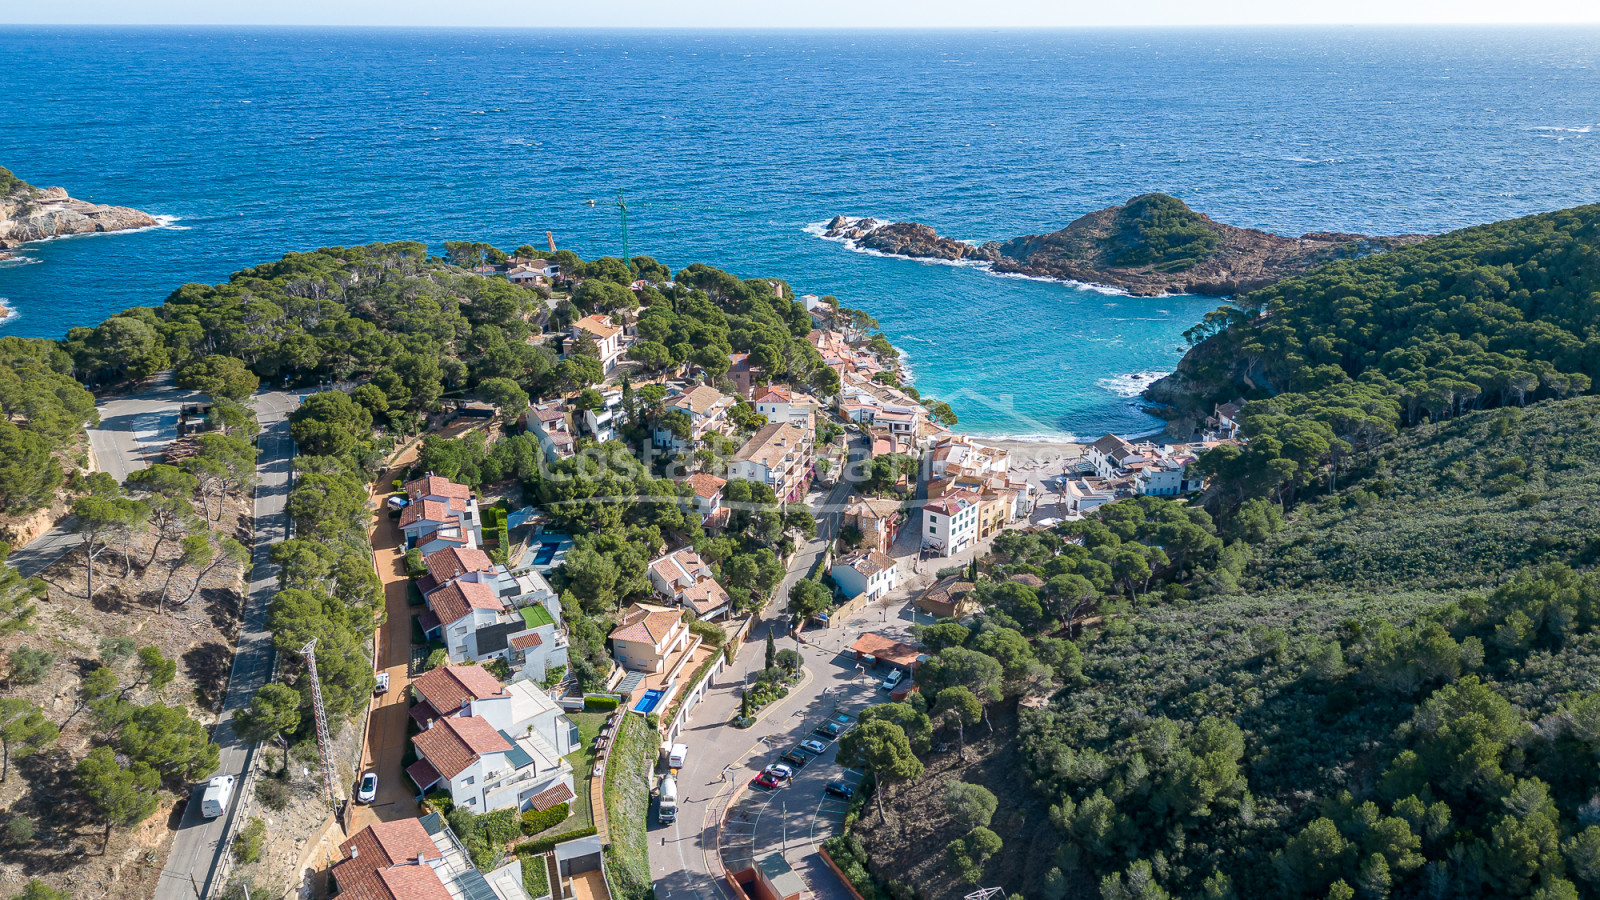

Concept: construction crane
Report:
left=300, top=638, right=339, bottom=810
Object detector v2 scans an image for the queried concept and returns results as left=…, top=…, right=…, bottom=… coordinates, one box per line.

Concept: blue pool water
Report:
left=4, top=27, right=1599, bottom=437
left=532, top=543, right=560, bottom=567
left=634, top=689, right=665, bottom=714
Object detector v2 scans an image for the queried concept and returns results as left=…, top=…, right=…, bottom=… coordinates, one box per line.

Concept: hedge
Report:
left=520, top=802, right=571, bottom=836
left=519, top=825, right=598, bottom=855
left=584, top=695, right=620, bottom=711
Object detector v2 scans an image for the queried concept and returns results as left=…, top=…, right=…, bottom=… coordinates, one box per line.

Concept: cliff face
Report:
left=823, top=195, right=1427, bottom=297
left=0, top=182, right=159, bottom=251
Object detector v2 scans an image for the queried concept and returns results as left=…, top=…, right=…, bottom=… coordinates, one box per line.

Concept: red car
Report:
left=755, top=771, right=783, bottom=789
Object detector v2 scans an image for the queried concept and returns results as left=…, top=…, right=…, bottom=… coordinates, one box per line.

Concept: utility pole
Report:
left=301, top=638, right=339, bottom=811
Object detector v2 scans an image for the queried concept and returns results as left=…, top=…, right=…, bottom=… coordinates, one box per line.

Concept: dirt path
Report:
left=348, top=442, right=423, bottom=834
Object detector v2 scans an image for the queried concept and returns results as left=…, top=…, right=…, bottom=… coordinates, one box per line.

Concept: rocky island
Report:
left=0, top=165, right=159, bottom=261
left=824, top=193, right=1426, bottom=296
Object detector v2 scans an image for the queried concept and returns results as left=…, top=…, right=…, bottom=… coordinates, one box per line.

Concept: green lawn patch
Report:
left=520, top=604, right=555, bottom=629
left=516, top=712, right=606, bottom=846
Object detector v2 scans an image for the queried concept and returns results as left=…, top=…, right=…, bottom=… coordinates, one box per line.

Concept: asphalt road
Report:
left=9, top=377, right=203, bottom=578
left=154, top=389, right=299, bottom=900
left=645, top=431, right=876, bottom=900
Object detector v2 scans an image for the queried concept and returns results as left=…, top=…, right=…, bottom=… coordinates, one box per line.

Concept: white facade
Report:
left=921, top=492, right=981, bottom=557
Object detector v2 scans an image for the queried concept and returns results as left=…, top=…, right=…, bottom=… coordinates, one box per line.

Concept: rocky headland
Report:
left=823, top=193, right=1427, bottom=296
left=0, top=166, right=159, bottom=261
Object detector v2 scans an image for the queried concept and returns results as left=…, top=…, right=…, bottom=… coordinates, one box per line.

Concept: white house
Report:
left=407, top=706, right=574, bottom=814
left=581, top=389, right=625, bottom=443
left=525, top=399, right=576, bottom=461
left=569, top=314, right=624, bottom=373
left=830, top=549, right=899, bottom=602
left=420, top=549, right=569, bottom=681
left=648, top=547, right=733, bottom=619
left=1061, top=478, right=1116, bottom=516
left=334, top=815, right=537, bottom=900
left=753, top=387, right=818, bottom=433
left=399, top=475, right=482, bottom=554
left=654, top=385, right=735, bottom=453
left=410, top=665, right=578, bottom=756
left=921, top=490, right=981, bottom=557
left=1131, top=454, right=1204, bottom=497
left=683, top=473, right=726, bottom=524
left=1086, top=434, right=1143, bottom=479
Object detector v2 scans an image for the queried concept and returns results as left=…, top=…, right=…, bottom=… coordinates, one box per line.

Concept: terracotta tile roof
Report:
left=405, top=757, right=443, bottom=792
left=426, top=579, right=502, bottom=626
left=373, top=865, right=452, bottom=900
left=672, top=385, right=731, bottom=417
left=702, top=507, right=730, bottom=529
left=755, top=386, right=792, bottom=403
left=923, top=491, right=980, bottom=516
left=423, top=547, right=494, bottom=585
left=412, top=714, right=511, bottom=779
left=409, top=701, right=441, bottom=730
left=1089, top=434, right=1135, bottom=456
left=510, top=631, right=544, bottom=651
left=411, top=665, right=507, bottom=715
left=649, top=548, right=710, bottom=588
left=680, top=579, right=731, bottom=616
left=733, top=422, right=808, bottom=468
left=399, top=498, right=454, bottom=529
left=849, top=633, right=923, bottom=668
left=685, top=473, right=726, bottom=499
left=338, top=818, right=438, bottom=870
left=573, top=314, right=621, bottom=340
left=405, top=475, right=472, bottom=502
left=609, top=604, right=683, bottom=646
left=529, top=782, right=575, bottom=812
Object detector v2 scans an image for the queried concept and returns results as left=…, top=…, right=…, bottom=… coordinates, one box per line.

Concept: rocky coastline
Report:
left=1, top=179, right=160, bottom=258
left=823, top=194, right=1427, bottom=297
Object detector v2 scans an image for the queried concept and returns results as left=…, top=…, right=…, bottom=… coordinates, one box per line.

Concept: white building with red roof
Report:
left=417, top=548, right=569, bottom=680
left=921, top=490, right=982, bottom=556
left=332, top=813, right=536, bottom=900
left=399, top=475, right=481, bottom=555
left=727, top=421, right=814, bottom=502
left=524, top=399, right=576, bottom=462
left=407, top=698, right=574, bottom=815
left=682, top=472, right=726, bottom=523
left=654, top=384, right=736, bottom=453
left=830, top=549, right=900, bottom=603
left=567, top=314, right=624, bottom=373
left=754, top=386, right=818, bottom=433
left=647, top=547, right=732, bottom=620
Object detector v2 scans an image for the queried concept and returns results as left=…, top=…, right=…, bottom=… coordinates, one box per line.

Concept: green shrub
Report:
left=481, top=808, right=521, bottom=845
left=584, top=695, right=619, bottom=711
left=486, top=658, right=512, bottom=681
left=5, top=815, right=35, bottom=845
left=7, top=647, right=54, bottom=685
left=232, top=818, right=267, bottom=863
left=520, top=802, right=572, bottom=836
left=404, top=548, right=427, bottom=578
left=422, top=789, right=454, bottom=816
left=519, top=847, right=552, bottom=898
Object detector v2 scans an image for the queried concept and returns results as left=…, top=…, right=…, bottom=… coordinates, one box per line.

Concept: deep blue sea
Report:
left=3, top=27, right=1599, bottom=439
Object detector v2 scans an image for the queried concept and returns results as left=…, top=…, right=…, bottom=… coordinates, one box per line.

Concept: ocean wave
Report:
left=1528, top=125, right=1593, bottom=133
left=961, top=429, right=1084, bottom=444
left=1096, top=371, right=1169, bottom=397
left=26, top=214, right=186, bottom=244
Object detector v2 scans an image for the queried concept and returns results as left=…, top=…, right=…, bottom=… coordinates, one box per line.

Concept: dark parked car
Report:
left=814, top=721, right=845, bottom=739
left=824, top=781, right=855, bottom=799
left=781, top=749, right=812, bottom=768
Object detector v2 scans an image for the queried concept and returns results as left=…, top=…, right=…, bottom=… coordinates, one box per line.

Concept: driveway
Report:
left=348, top=443, right=425, bottom=834
left=154, top=389, right=299, bottom=900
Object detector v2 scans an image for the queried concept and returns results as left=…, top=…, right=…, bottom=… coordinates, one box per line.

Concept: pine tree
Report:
left=765, top=631, right=777, bottom=671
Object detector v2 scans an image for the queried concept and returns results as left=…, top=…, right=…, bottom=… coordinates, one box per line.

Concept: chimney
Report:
left=349, top=846, right=358, bottom=858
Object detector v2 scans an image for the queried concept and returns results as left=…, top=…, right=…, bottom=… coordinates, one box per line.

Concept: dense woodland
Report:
left=837, top=203, right=1600, bottom=900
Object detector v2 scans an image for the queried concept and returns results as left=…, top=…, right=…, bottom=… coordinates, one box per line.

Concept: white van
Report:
left=658, top=774, right=679, bottom=824
left=668, top=743, right=688, bottom=769
left=199, top=774, right=236, bottom=819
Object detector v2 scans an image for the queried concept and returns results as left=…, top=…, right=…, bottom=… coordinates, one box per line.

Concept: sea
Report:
left=3, top=27, right=1599, bottom=440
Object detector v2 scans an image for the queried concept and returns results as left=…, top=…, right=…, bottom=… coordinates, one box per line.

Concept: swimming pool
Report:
left=532, top=542, right=560, bottom=566
left=633, top=689, right=665, bottom=714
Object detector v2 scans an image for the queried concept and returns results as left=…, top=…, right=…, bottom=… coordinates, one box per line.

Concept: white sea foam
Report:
left=26, top=214, right=186, bottom=244
left=962, top=430, right=1084, bottom=444
left=1528, top=125, right=1594, bottom=133
left=806, top=221, right=1153, bottom=297
left=1096, top=371, right=1170, bottom=398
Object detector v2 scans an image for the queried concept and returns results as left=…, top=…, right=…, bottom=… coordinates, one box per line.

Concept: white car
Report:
left=357, top=772, right=378, bottom=803
left=374, top=671, right=391, bottom=695
left=880, top=668, right=905, bottom=691
left=762, top=764, right=794, bottom=781
left=800, top=739, right=828, bottom=755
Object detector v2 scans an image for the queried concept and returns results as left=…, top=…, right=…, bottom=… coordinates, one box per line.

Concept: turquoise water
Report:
left=3, top=27, right=1599, bottom=438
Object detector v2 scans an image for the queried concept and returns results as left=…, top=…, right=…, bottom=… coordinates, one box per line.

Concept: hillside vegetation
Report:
left=841, top=202, right=1600, bottom=900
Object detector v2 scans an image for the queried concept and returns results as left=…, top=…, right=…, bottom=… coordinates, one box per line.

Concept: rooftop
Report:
left=837, top=548, right=896, bottom=577
left=609, top=603, right=683, bottom=645
left=520, top=604, right=556, bottom=629
left=572, top=314, right=622, bottom=340
left=685, top=472, right=726, bottom=499
left=424, top=547, right=495, bottom=585
left=849, top=632, right=923, bottom=668
left=411, top=665, right=508, bottom=715
left=406, top=475, right=473, bottom=503
left=732, top=421, right=809, bottom=468
left=413, top=714, right=513, bottom=780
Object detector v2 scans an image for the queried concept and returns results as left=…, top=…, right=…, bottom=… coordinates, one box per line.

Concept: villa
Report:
left=406, top=667, right=576, bottom=815
left=332, top=814, right=535, bottom=900
left=841, top=496, right=904, bottom=555
left=682, top=472, right=726, bottom=524
left=399, top=475, right=482, bottom=555
left=417, top=548, right=569, bottom=681
left=608, top=603, right=692, bottom=674
left=648, top=547, right=733, bottom=620
left=567, top=313, right=625, bottom=373
left=524, top=399, right=577, bottom=461
left=921, top=490, right=982, bottom=557
left=753, top=386, right=818, bottom=433
left=654, top=384, right=736, bottom=452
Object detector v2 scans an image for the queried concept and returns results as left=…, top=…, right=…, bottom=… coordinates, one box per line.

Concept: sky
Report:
left=3, top=0, right=1600, bottom=28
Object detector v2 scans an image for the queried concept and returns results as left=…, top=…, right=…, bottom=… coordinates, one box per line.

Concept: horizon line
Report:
left=6, top=22, right=1600, bottom=30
